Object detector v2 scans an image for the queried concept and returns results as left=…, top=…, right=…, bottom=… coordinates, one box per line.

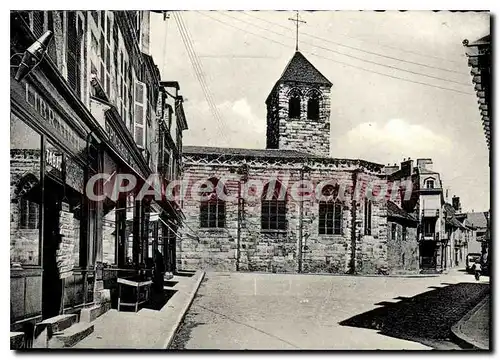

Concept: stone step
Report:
left=80, top=303, right=111, bottom=323
left=33, top=314, right=78, bottom=348
left=10, top=332, right=25, bottom=350
left=95, top=288, right=111, bottom=304
left=50, top=322, right=94, bottom=348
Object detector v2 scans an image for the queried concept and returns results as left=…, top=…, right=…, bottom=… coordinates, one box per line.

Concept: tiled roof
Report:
left=466, top=212, right=488, bottom=229
left=443, top=203, right=455, bottom=216
left=183, top=146, right=312, bottom=159
left=387, top=201, right=418, bottom=223
left=464, top=34, right=491, bottom=151
left=278, top=51, right=332, bottom=86
left=183, top=146, right=385, bottom=172
left=445, top=216, right=467, bottom=229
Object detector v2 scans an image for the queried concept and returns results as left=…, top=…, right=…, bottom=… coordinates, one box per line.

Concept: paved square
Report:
left=171, top=270, right=489, bottom=350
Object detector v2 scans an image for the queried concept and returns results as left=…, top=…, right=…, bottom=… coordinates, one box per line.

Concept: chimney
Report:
left=384, top=164, right=399, bottom=175
left=417, top=158, right=433, bottom=171
left=452, top=196, right=461, bottom=213
left=400, top=158, right=414, bottom=177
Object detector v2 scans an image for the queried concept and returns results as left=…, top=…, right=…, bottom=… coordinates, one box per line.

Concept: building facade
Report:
left=10, top=10, right=187, bottom=343
left=179, top=51, right=418, bottom=275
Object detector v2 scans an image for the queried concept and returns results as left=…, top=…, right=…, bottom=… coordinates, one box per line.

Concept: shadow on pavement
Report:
left=143, top=289, right=178, bottom=311
left=339, top=282, right=490, bottom=347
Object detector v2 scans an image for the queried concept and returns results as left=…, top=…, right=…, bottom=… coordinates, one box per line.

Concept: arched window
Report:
left=288, top=92, right=301, bottom=118
left=318, top=184, right=342, bottom=235
left=199, top=178, right=226, bottom=228
left=261, top=181, right=287, bottom=231
left=307, top=92, right=320, bottom=120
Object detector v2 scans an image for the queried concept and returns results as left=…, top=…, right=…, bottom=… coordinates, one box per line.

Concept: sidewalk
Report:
left=451, top=296, right=490, bottom=350
left=73, top=270, right=205, bottom=349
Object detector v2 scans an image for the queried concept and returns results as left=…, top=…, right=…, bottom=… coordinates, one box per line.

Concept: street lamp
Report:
left=11, top=30, right=53, bottom=82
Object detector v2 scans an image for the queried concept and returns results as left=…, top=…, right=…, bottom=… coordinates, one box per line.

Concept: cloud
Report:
left=334, top=119, right=453, bottom=163
left=183, top=98, right=266, bottom=148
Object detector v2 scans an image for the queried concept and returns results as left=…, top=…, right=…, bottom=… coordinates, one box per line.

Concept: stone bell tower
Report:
left=265, top=51, right=332, bottom=157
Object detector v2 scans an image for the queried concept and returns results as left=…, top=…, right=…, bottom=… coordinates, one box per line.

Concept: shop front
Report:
left=10, top=69, right=99, bottom=334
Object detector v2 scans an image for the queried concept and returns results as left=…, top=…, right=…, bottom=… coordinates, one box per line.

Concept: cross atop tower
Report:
left=288, top=11, right=306, bottom=51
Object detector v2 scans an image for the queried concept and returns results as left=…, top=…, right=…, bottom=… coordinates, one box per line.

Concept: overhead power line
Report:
left=196, top=11, right=473, bottom=96
left=173, top=12, right=228, bottom=143
left=241, top=11, right=466, bottom=75
left=217, top=11, right=470, bottom=87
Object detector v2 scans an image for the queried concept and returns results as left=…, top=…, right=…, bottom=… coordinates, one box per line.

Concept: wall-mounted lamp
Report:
left=11, top=30, right=53, bottom=82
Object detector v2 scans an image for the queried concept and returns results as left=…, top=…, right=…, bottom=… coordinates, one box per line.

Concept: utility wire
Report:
left=325, top=13, right=466, bottom=65
left=177, top=12, right=229, bottom=144
left=197, top=11, right=473, bottom=96
left=174, top=13, right=221, bottom=128
left=241, top=11, right=467, bottom=75
left=173, top=12, right=228, bottom=143
left=217, top=11, right=470, bottom=87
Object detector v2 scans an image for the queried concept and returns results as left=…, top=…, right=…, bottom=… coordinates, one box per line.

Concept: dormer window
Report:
left=426, top=180, right=435, bottom=189
left=307, top=92, right=320, bottom=120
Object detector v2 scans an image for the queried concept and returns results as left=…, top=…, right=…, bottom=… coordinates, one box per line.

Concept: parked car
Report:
left=466, top=253, right=482, bottom=273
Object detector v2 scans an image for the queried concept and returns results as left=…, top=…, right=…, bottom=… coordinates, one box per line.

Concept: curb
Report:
left=234, top=271, right=440, bottom=279
left=162, top=270, right=205, bottom=349
left=451, top=296, right=489, bottom=350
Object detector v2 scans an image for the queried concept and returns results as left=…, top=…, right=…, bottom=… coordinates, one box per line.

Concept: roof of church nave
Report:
left=183, top=146, right=384, bottom=172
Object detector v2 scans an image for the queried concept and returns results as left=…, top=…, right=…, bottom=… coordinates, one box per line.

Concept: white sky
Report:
left=149, top=10, right=490, bottom=213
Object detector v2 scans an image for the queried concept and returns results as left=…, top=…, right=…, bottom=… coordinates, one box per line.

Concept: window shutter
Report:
left=134, top=80, right=147, bottom=148
left=46, top=12, right=57, bottom=62
left=66, top=12, right=81, bottom=98
left=32, top=11, right=45, bottom=38
left=91, top=11, right=98, bottom=25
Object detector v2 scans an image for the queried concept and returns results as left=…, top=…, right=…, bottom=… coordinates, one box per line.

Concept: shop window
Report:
left=19, top=198, right=39, bottom=229
left=364, top=199, right=372, bottom=235
left=199, top=178, right=226, bottom=228
left=10, top=114, right=42, bottom=266
left=288, top=92, right=301, bottom=118
left=261, top=181, right=287, bottom=231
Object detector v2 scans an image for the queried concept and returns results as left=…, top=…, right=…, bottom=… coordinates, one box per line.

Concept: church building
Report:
left=178, top=51, right=419, bottom=275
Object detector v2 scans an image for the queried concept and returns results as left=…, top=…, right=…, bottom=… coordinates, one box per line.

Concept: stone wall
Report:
left=387, top=221, right=419, bottom=273
left=179, top=157, right=395, bottom=275
left=10, top=149, right=41, bottom=266
left=266, top=82, right=331, bottom=157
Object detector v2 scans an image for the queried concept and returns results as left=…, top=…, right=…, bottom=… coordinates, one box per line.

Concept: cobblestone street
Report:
left=170, top=270, right=490, bottom=350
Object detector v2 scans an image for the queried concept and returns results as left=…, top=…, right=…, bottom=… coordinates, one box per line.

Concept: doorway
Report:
left=41, top=178, right=63, bottom=319
left=420, top=241, right=437, bottom=270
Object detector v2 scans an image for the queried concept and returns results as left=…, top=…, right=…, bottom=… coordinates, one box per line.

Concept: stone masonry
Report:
left=178, top=152, right=396, bottom=275
left=178, top=51, right=414, bottom=275
left=266, top=82, right=331, bottom=158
